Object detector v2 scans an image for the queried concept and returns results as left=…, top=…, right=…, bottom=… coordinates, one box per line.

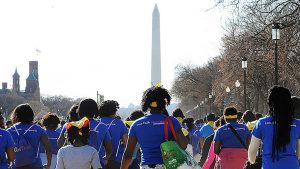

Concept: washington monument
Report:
left=151, top=4, right=161, bottom=86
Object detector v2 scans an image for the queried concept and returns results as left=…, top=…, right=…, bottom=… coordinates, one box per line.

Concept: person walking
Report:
left=121, top=85, right=188, bottom=169
left=7, top=104, right=52, bottom=169
left=214, top=106, right=251, bottom=169
left=56, top=117, right=102, bottom=169
left=98, top=100, right=128, bottom=169
left=0, top=112, right=14, bottom=169
left=248, top=86, right=300, bottom=169
left=39, top=113, right=60, bottom=169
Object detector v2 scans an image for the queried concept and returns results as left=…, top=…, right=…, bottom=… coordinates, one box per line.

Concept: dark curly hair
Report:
left=67, top=104, right=79, bottom=122
left=129, top=110, right=144, bottom=121
left=242, top=110, right=256, bottom=123
left=42, top=112, right=60, bottom=129
left=172, top=108, right=184, bottom=119
left=141, top=86, right=171, bottom=112
left=268, top=86, right=293, bottom=161
left=78, top=99, right=98, bottom=119
left=67, top=124, right=90, bottom=145
left=99, top=100, right=119, bottom=117
left=11, top=104, right=34, bottom=124
left=223, top=106, right=238, bottom=121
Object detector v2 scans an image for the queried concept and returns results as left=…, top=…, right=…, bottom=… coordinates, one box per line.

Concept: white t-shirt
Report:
left=56, top=145, right=101, bottom=169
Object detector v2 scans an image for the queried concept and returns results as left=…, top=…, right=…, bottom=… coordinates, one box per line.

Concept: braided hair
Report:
left=141, top=85, right=171, bottom=112
left=268, top=86, right=294, bottom=161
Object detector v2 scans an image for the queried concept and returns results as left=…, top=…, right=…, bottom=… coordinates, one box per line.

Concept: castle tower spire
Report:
left=151, top=4, right=161, bottom=86
left=12, top=67, right=20, bottom=93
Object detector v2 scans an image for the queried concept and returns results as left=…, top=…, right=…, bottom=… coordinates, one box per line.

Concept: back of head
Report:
left=255, top=113, right=263, bottom=120
left=195, top=119, right=204, bottom=125
left=223, top=106, right=238, bottom=122
left=42, top=112, right=60, bottom=130
left=214, top=116, right=226, bottom=129
left=268, top=86, right=293, bottom=160
left=141, top=85, right=171, bottom=113
left=11, top=104, right=34, bottom=124
left=129, top=110, right=144, bottom=121
left=172, top=108, right=185, bottom=119
left=68, top=104, right=79, bottom=122
left=99, top=100, right=119, bottom=118
left=206, top=113, right=216, bottom=122
left=78, top=99, right=98, bottom=119
left=242, top=110, right=256, bottom=123
left=291, top=96, right=300, bottom=119
left=66, top=117, right=90, bottom=145
left=185, top=118, right=195, bottom=131
left=237, top=111, right=243, bottom=121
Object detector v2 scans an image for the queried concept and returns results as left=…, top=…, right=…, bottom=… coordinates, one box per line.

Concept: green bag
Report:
left=161, top=140, right=185, bottom=169
left=160, top=117, right=200, bottom=169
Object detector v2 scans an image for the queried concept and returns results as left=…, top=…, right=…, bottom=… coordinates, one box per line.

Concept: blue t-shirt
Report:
left=199, top=123, right=214, bottom=139
left=129, top=114, right=181, bottom=165
left=252, top=116, right=300, bottom=169
left=89, top=119, right=111, bottom=166
left=100, top=117, right=128, bottom=163
left=0, top=129, right=14, bottom=169
left=39, top=129, right=60, bottom=154
left=214, top=121, right=250, bottom=149
left=58, top=119, right=111, bottom=166
left=189, top=128, right=201, bottom=155
left=7, top=123, right=47, bottom=168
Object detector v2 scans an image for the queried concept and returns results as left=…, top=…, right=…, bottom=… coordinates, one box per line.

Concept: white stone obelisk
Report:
left=151, top=4, right=161, bottom=86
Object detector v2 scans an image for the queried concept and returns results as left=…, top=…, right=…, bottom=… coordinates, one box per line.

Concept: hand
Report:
left=43, top=164, right=50, bottom=169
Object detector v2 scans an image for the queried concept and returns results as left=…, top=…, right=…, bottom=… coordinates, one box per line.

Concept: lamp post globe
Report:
left=272, top=22, right=280, bottom=85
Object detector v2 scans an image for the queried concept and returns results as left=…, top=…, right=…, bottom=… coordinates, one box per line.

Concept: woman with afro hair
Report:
left=121, top=85, right=188, bottom=169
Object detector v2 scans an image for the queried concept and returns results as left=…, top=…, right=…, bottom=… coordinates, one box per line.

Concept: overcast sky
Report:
left=0, top=0, right=228, bottom=107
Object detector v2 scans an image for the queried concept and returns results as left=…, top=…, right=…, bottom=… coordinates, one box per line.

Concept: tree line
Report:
left=171, top=0, right=300, bottom=117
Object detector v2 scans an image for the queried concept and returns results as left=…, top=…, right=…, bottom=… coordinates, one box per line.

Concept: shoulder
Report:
left=84, top=145, right=98, bottom=152
left=0, top=128, right=11, bottom=136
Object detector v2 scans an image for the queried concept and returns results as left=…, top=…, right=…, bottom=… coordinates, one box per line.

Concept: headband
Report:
left=224, top=115, right=238, bottom=119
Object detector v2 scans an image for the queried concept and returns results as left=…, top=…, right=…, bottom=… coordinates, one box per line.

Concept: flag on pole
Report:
left=36, top=48, right=41, bottom=54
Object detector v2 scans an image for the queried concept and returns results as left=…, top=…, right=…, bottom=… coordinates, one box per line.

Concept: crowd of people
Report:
left=0, top=85, right=299, bottom=169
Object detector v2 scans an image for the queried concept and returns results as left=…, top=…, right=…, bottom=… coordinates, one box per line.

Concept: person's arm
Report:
left=199, top=135, right=213, bottom=166
left=199, top=137, right=205, bottom=150
left=41, top=135, right=52, bottom=169
left=121, top=136, right=137, bottom=169
left=246, top=136, right=251, bottom=148
left=214, top=140, right=221, bottom=155
left=175, top=128, right=188, bottom=150
left=56, top=149, right=64, bottom=169
left=5, top=147, right=15, bottom=164
left=91, top=149, right=102, bottom=169
left=103, top=140, right=113, bottom=164
left=248, top=135, right=261, bottom=164
left=57, top=133, right=66, bottom=149
left=122, top=133, right=128, bottom=148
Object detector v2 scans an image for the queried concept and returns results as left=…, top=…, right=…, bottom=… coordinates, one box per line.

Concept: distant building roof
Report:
left=26, top=71, right=37, bottom=81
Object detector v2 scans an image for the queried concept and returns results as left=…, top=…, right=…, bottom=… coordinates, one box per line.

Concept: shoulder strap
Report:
left=24, top=124, right=35, bottom=135
left=164, top=117, right=177, bottom=141
left=13, top=125, right=20, bottom=136
left=13, top=124, right=35, bottom=136
left=97, top=118, right=116, bottom=153
left=227, top=124, right=247, bottom=150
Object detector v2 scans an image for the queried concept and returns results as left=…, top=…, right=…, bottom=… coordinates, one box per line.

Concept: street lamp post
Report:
left=272, top=23, right=280, bottom=85
left=235, top=80, right=241, bottom=106
left=242, top=57, right=247, bottom=111
left=225, top=86, right=230, bottom=107
left=209, top=93, right=212, bottom=113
